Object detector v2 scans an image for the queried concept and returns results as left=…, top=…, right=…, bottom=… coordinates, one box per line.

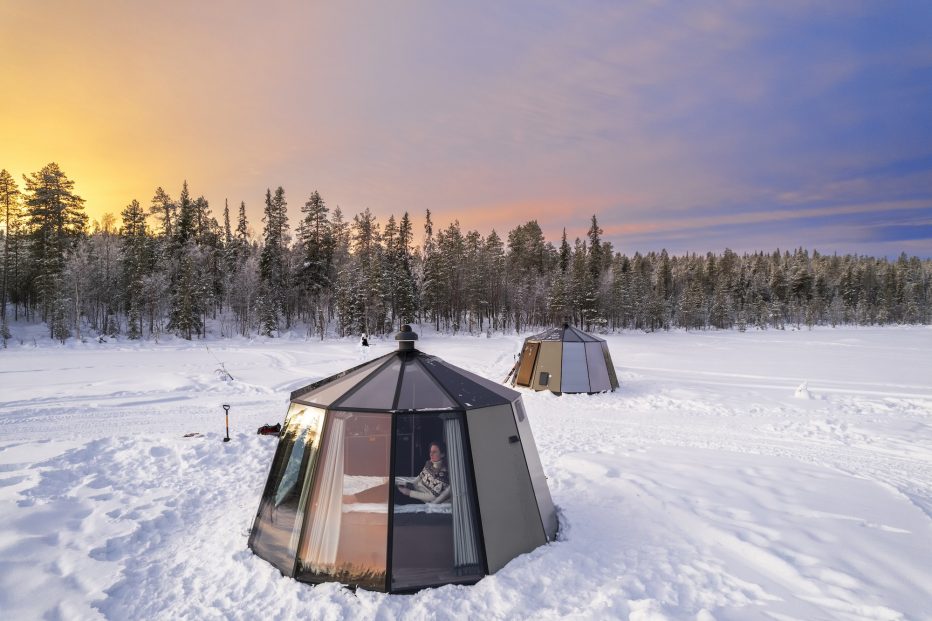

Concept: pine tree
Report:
left=236, top=201, right=249, bottom=245
left=168, top=245, right=204, bottom=340
left=587, top=215, right=603, bottom=281
left=348, top=208, right=382, bottom=334
left=257, top=187, right=289, bottom=335
left=149, top=187, right=175, bottom=239
left=120, top=199, right=149, bottom=338
left=23, top=163, right=87, bottom=338
left=223, top=199, right=233, bottom=247
left=420, top=209, right=443, bottom=330
left=297, top=190, right=333, bottom=325
left=1, top=169, right=23, bottom=330
left=193, top=195, right=211, bottom=242
left=173, top=181, right=195, bottom=249
left=395, top=212, right=417, bottom=326
left=648, top=250, right=673, bottom=330
left=559, top=228, right=570, bottom=274
left=482, top=230, right=506, bottom=331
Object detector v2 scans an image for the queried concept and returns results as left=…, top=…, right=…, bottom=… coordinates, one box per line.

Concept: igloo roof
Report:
left=290, top=348, right=519, bottom=411
left=527, top=324, right=605, bottom=343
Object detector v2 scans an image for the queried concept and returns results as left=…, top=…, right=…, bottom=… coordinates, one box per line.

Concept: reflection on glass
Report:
left=391, top=412, right=484, bottom=590
left=585, top=341, right=611, bottom=391
left=396, top=359, right=457, bottom=410
left=249, top=404, right=325, bottom=574
left=296, top=411, right=391, bottom=590
left=560, top=342, right=589, bottom=392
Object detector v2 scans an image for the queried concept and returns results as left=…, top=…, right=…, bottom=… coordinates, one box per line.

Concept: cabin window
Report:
left=295, top=411, right=391, bottom=590
left=249, top=404, right=325, bottom=575
left=391, top=412, right=484, bottom=590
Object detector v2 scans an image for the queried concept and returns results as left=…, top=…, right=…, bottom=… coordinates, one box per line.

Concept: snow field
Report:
left=0, top=326, right=930, bottom=620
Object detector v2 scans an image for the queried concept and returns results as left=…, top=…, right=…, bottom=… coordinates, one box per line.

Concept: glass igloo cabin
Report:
left=510, top=324, right=619, bottom=394
left=248, top=326, right=558, bottom=593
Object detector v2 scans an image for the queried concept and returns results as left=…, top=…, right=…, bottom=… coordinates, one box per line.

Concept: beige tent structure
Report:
left=248, top=325, right=558, bottom=593
left=509, top=324, right=619, bottom=394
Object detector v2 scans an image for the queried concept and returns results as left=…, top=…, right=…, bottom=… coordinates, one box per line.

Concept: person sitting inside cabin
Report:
left=397, top=441, right=451, bottom=504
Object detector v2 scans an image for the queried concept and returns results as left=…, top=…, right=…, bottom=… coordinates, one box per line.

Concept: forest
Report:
left=1, top=163, right=930, bottom=344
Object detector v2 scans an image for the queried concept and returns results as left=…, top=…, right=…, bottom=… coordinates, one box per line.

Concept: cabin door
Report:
left=515, top=342, right=540, bottom=386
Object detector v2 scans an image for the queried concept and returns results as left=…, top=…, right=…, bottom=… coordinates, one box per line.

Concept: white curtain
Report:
left=302, top=414, right=346, bottom=568
left=443, top=415, right=481, bottom=570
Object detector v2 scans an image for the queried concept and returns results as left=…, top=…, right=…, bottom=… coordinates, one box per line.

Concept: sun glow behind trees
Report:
left=1, top=164, right=930, bottom=345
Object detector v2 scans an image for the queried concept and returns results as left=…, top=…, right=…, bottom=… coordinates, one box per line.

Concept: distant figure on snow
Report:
left=361, top=333, right=370, bottom=359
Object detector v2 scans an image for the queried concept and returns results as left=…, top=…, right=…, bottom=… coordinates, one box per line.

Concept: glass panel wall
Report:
left=391, top=412, right=484, bottom=590
left=602, top=342, right=619, bottom=388
left=333, top=357, right=402, bottom=410
left=396, top=359, right=457, bottom=410
left=585, top=341, right=611, bottom=392
left=295, top=411, right=391, bottom=590
left=249, top=403, right=326, bottom=574
left=560, top=342, right=590, bottom=392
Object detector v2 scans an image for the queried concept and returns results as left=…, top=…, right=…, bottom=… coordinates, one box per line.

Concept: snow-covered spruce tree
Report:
left=348, top=208, right=388, bottom=334
left=644, top=251, right=667, bottom=331
left=482, top=230, right=507, bottom=332
left=436, top=221, right=466, bottom=332
left=382, top=215, right=402, bottom=330
left=334, top=259, right=364, bottom=336
left=221, top=200, right=257, bottom=336
left=569, top=238, right=590, bottom=328
left=419, top=209, right=443, bottom=331
left=463, top=229, right=485, bottom=333
left=2, top=181, right=29, bottom=324
left=222, top=199, right=234, bottom=270
left=49, top=284, right=70, bottom=343
left=167, top=181, right=204, bottom=340
left=394, top=212, right=418, bottom=327
left=149, top=186, right=175, bottom=242
left=678, top=262, right=705, bottom=331
left=608, top=254, right=631, bottom=330
left=296, top=190, right=334, bottom=336
left=120, top=199, right=149, bottom=339
left=0, top=169, right=24, bottom=333
left=257, top=187, right=289, bottom=336
left=172, top=182, right=195, bottom=250
left=191, top=195, right=212, bottom=244
left=506, top=220, right=554, bottom=331
left=585, top=215, right=605, bottom=330
left=167, top=243, right=204, bottom=340
left=62, top=239, right=96, bottom=340
left=229, top=254, right=258, bottom=337
left=23, top=163, right=87, bottom=339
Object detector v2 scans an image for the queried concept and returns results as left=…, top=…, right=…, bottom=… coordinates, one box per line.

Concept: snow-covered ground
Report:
left=1, top=326, right=930, bottom=620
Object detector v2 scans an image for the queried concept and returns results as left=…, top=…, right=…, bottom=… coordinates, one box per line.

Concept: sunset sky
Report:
left=3, top=2, right=931, bottom=256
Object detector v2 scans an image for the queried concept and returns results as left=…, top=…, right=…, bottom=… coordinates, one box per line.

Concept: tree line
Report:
left=1, top=163, right=930, bottom=344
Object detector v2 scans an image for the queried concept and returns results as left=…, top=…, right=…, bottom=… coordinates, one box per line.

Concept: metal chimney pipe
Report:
left=394, top=324, right=419, bottom=351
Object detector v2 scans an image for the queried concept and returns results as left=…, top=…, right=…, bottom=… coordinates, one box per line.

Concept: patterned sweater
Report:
left=417, top=459, right=450, bottom=497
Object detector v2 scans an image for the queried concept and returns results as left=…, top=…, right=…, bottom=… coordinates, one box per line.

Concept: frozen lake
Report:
left=1, top=326, right=930, bottom=620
